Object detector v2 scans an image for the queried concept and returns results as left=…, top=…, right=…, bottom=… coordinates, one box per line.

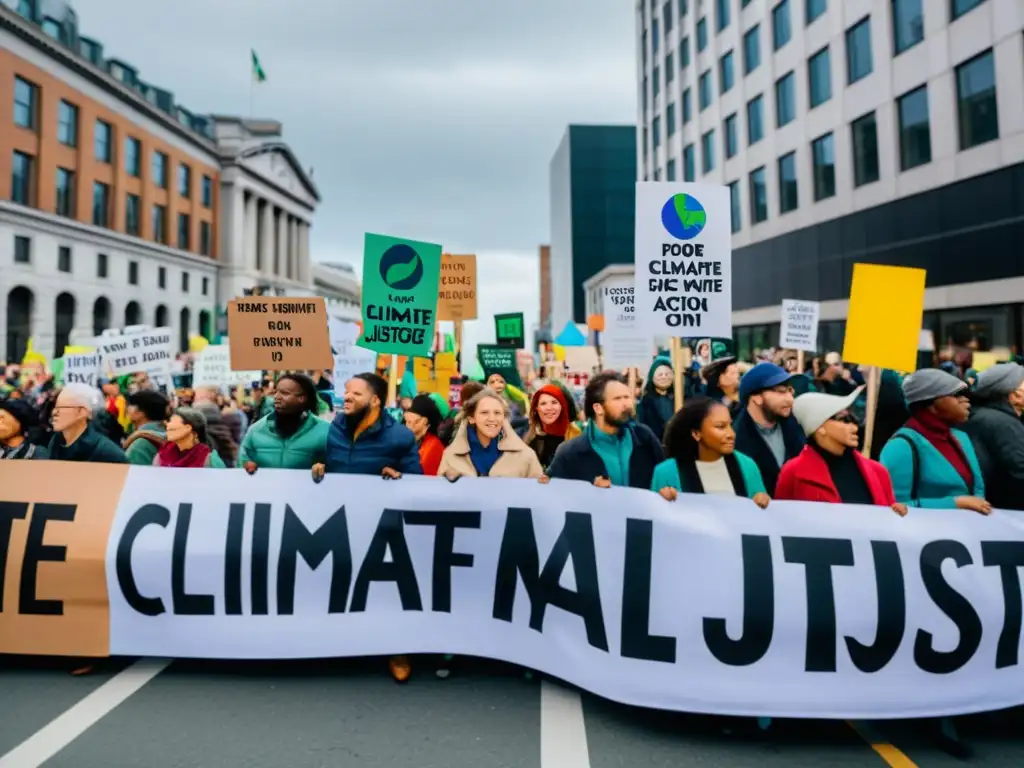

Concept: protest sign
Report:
left=437, top=253, right=478, bottom=321
left=193, top=345, right=261, bottom=388
left=780, top=299, right=820, bottom=352
left=494, top=313, right=525, bottom=349
left=601, top=275, right=651, bottom=370
left=227, top=297, right=333, bottom=372
left=634, top=182, right=732, bottom=339
left=63, top=352, right=102, bottom=387
left=361, top=233, right=442, bottom=357
left=328, top=320, right=377, bottom=398
left=477, top=344, right=522, bottom=387
left=96, top=327, right=174, bottom=377
left=842, top=264, right=926, bottom=372
left=6, top=459, right=1024, bottom=720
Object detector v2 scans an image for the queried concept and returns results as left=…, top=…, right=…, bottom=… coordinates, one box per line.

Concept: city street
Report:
left=3, top=654, right=1024, bottom=767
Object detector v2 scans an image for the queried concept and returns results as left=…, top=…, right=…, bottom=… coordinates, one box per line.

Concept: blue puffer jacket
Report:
left=325, top=409, right=423, bottom=475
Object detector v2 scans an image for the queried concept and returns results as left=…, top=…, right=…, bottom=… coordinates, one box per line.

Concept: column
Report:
left=276, top=208, right=288, bottom=279
left=285, top=215, right=295, bottom=280
left=258, top=200, right=274, bottom=279
left=243, top=192, right=257, bottom=272
left=289, top=217, right=299, bottom=281
left=299, top=221, right=311, bottom=285
left=220, top=186, right=245, bottom=269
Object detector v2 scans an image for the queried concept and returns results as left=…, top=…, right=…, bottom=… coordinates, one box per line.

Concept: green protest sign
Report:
left=477, top=344, right=522, bottom=388
left=494, top=312, right=525, bottom=348
left=360, top=233, right=442, bottom=358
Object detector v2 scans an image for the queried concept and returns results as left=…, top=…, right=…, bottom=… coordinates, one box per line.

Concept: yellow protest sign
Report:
left=972, top=352, right=998, bottom=372
left=842, top=264, right=926, bottom=372
left=435, top=352, right=457, bottom=370
left=413, top=357, right=432, bottom=380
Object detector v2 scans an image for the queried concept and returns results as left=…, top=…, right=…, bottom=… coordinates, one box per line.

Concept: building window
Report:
left=808, top=46, right=832, bottom=108
left=202, top=276, right=209, bottom=296
left=898, top=85, right=932, bottom=170
left=682, top=88, right=692, bottom=122
left=697, top=17, right=708, bottom=51
left=158, top=266, right=167, bottom=289
left=92, top=182, right=110, bottom=227
left=701, top=129, right=716, bottom=174
left=653, top=116, right=662, bottom=149
left=667, top=159, right=677, bottom=181
left=775, top=71, right=796, bottom=126
left=681, top=36, right=690, bottom=67
left=178, top=213, right=191, bottom=250
left=720, top=51, right=735, bottom=93
left=747, top=95, right=764, bottom=144
left=182, top=272, right=190, bottom=293
left=57, top=245, right=71, bottom=273
left=699, top=69, right=713, bottom=110
left=97, top=252, right=108, bottom=278
left=653, top=66, right=661, bottom=98
left=955, top=50, right=999, bottom=150
left=153, top=151, right=168, bottom=188
left=724, top=113, right=738, bottom=158
left=200, top=221, right=211, bottom=256
left=642, top=29, right=647, bottom=69
left=125, top=194, right=141, bottom=236
left=664, top=0, right=673, bottom=32
left=743, top=25, right=761, bottom=74
left=125, top=137, right=141, bottom=177
left=667, top=102, right=677, bottom=137
left=715, top=0, right=731, bottom=31
left=846, top=17, right=873, bottom=84
left=178, top=163, right=191, bottom=197
left=643, top=127, right=649, bottom=158
left=13, top=76, right=37, bottom=129
left=806, top=0, right=826, bottom=25
left=55, top=167, right=75, bottom=217
left=811, top=132, right=835, bottom=201
left=57, top=100, right=78, bottom=146
left=951, top=0, right=986, bottom=22
left=11, top=151, right=34, bottom=205
left=153, top=204, right=167, bottom=243
left=666, top=52, right=675, bottom=83
left=128, top=261, right=139, bottom=286
left=749, top=166, right=768, bottom=223
left=94, top=119, right=112, bottom=163
left=728, top=180, right=742, bottom=233
left=642, top=76, right=649, bottom=113
left=892, top=0, right=924, bottom=55
left=852, top=111, right=880, bottom=187
left=773, top=0, right=791, bottom=50
left=13, top=235, right=31, bottom=264
left=683, top=143, right=695, bottom=181
left=778, top=152, right=798, bottom=213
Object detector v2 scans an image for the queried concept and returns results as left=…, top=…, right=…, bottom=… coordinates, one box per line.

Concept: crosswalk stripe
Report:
left=540, top=679, right=591, bottom=768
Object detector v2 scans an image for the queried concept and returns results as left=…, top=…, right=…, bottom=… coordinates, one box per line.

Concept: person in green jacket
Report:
left=651, top=395, right=770, bottom=508
left=239, top=373, right=330, bottom=471
left=122, top=390, right=169, bottom=466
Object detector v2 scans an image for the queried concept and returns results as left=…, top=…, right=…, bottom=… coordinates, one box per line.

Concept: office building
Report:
left=313, top=260, right=362, bottom=323
left=637, top=0, right=1024, bottom=359
left=549, top=125, right=636, bottom=333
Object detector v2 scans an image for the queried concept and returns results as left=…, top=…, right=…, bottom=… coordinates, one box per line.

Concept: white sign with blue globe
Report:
left=633, top=182, right=733, bottom=339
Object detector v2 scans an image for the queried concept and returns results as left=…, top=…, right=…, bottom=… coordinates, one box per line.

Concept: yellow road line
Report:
left=847, top=721, right=919, bottom=768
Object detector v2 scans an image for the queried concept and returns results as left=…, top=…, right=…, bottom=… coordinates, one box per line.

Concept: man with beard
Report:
left=322, top=372, right=422, bottom=477
left=733, top=362, right=805, bottom=495
left=547, top=371, right=664, bottom=489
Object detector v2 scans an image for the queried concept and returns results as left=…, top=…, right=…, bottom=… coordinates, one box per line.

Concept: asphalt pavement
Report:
left=2, top=654, right=1024, bottom=767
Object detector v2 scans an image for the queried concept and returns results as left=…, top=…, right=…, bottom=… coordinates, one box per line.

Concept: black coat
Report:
left=547, top=421, right=664, bottom=490
left=48, top=424, right=128, bottom=464
left=961, top=400, right=1024, bottom=510
left=733, top=408, right=805, bottom=495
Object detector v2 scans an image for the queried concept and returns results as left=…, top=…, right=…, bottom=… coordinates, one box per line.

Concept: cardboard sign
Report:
left=64, top=352, right=102, bottom=387
left=437, top=253, right=478, bottom=321
left=413, top=357, right=433, bottom=380
left=193, top=345, right=262, bottom=388
left=96, top=327, right=174, bottom=377
left=227, top=297, right=333, bottom=372
left=495, top=312, right=525, bottom=349
left=780, top=299, right=820, bottom=352
left=842, top=264, right=926, bottom=372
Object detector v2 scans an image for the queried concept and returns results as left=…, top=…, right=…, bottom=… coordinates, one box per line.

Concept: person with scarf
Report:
left=155, top=408, right=226, bottom=468
left=123, top=390, right=169, bottom=466
left=776, top=389, right=906, bottom=514
left=439, top=388, right=544, bottom=479
left=636, top=355, right=674, bottom=442
left=880, top=368, right=988, bottom=513
left=651, top=396, right=769, bottom=506
left=0, top=398, right=47, bottom=459
left=403, top=393, right=445, bottom=476
left=523, top=384, right=581, bottom=471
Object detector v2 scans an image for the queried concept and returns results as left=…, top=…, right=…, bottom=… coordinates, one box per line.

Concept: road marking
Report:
left=540, top=679, right=591, bottom=768
left=0, top=658, right=171, bottom=768
left=847, top=721, right=919, bottom=768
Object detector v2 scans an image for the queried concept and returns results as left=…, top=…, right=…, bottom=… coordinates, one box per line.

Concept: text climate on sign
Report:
left=227, top=298, right=334, bottom=372
left=601, top=276, right=650, bottom=371
left=780, top=299, right=821, bottom=353
left=436, top=253, right=478, bottom=322
left=634, top=182, right=733, bottom=339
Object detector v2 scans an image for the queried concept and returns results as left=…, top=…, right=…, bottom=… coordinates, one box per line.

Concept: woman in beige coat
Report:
left=439, top=388, right=545, bottom=479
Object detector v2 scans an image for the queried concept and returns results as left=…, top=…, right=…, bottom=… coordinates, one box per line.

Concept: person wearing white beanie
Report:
left=775, top=387, right=906, bottom=516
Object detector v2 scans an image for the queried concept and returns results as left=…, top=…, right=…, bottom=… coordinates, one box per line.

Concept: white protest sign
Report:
left=96, top=327, right=174, bottom=377
left=634, top=182, right=732, bottom=339
left=329, top=319, right=377, bottom=398
left=918, top=329, right=936, bottom=352
left=193, top=345, right=261, bottom=388
left=780, top=299, right=821, bottom=352
left=63, top=352, right=102, bottom=387
left=600, top=276, right=651, bottom=371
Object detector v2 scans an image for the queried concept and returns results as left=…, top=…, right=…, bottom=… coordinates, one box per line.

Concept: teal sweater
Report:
left=650, top=451, right=767, bottom=497
left=879, top=426, right=985, bottom=508
left=238, top=412, right=330, bottom=470
left=587, top=422, right=633, bottom=487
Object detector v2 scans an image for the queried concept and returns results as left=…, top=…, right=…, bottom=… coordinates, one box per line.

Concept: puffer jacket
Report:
left=325, top=409, right=422, bottom=475
left=237, top=412, right=329, bottom=469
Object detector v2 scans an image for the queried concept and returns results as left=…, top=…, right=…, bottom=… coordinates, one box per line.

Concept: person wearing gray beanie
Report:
left=960, top=363, right=1024, bottom=510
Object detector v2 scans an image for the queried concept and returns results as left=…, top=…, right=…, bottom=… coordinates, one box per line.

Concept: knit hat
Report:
left=739, top=362, right=793, bottom=402
left=902, top=368, right=967, bottom=405
left=792, top=387, right=864, bottom=436
left=974, top=363, right=1024, bottom=399
left=0, top=397, right=38, bottom=431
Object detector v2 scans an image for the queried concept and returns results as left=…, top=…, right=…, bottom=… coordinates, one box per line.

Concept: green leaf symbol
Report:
left=385, top=257, right=418, bottom=285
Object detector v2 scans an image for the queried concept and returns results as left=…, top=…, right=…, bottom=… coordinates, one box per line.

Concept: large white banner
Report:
left=634, top=182, right=733, bottom=339
left=600, top=275, right=651, bottom=371
left=105, top=469, right=1024, bottom=719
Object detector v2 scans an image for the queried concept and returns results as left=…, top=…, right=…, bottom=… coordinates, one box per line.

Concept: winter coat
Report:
left=960, top=400, right=1024, bottom=510
left=325, top=409, right=422, bottom=476
left=439, top=422, right=544, bottom=478
left=238, top=412, right=330, bottom=470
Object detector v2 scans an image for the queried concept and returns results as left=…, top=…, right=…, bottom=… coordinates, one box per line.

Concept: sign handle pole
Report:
left=670, top=337, right=684, bottom=413
left=797, top=349, right=805, bottom=375
left=454, top=321, right=463, bottom=373
left=627, top=367, right=637, bottom=399
left=862, top=365, right=880, bottom=458
left=387, top=358, right=400, bottom=407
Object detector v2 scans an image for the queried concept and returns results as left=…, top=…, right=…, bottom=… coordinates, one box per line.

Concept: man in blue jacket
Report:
left=324, top=372, right=422, bottom=477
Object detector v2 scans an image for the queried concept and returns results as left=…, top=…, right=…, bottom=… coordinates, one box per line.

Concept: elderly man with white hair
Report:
left=48, top=383, right=128, bottom=463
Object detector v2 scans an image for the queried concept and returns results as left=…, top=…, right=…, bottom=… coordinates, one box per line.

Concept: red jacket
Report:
left=418, top=432, right=445, bottom=476
left=775, top=445, right=896, bottom=506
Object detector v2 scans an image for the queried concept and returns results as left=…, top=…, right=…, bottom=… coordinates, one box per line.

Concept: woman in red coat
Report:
left=776, top=387, right=906, bottom=516
left=403, top=394, right=445, bottom=476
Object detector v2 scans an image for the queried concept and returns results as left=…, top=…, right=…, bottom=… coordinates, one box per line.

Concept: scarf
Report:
left=158, top=440, right=212, bottom=468
left=467, top=426, right=502, bottom=477
left=905, top=408, right=973, bottom=490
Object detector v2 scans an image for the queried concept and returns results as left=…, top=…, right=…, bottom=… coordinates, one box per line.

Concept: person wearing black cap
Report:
left=0, top=398, right=47, bottom=459
left=732, top=362, right=805, bottom=495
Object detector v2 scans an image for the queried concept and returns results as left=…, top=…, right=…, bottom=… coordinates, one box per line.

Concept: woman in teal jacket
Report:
left=239, top=374, right=330, bottom=471
left=879, top=368, right=990, bottom=513
left=651, top=396, right=770, bottom=508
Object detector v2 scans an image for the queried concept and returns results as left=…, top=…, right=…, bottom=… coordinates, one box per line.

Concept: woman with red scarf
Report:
left=155, top=407, right=226, bottom=468
left=523, top=384, right=581, bottom=471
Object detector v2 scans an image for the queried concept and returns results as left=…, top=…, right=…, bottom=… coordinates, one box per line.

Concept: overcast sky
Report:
left=72, top=0, right=636, bottom=358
